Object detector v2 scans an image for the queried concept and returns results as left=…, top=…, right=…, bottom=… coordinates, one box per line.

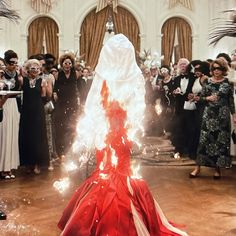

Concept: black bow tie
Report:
left=180, top=75, right=188, bottom=79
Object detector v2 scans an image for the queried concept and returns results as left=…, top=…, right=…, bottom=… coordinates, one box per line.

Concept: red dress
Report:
left=58, top=82, right=188, bottom=236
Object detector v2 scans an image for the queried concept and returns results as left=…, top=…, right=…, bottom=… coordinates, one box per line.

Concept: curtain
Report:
left=80, top=6, right=140, bottom=69
left=28, top=17, right=59, bottom=59
left=113, top=6, right=140, bottom=54
left=44, top=18, right=59, bottom=60
left=176, top=18, right=192, bottom=62
left=161, top=19, right=177, bottom=65
left=80, top=8, right=109, bottom=69
left=161, top=17, right=192, bottom=65
left=28, top=18, right=45, bottom=57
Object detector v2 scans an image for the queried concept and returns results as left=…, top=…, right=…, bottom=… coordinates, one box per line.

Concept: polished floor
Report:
left=0, top=164, right=236, bottom=236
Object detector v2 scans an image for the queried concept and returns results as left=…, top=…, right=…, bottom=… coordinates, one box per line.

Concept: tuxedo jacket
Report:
left=77, top=77, right=93, bottom=105
left=173, top=74, right=196, bottom=114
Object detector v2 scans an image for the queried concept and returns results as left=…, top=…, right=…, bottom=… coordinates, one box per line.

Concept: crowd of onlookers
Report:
left=0, top=50, right=93, bottom=179
left=142, top=51, right=236, bottom=179
left=0, top=48, right=236, bottom=180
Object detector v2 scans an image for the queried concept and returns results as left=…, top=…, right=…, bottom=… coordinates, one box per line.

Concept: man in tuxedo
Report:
left=172, top=58, right=197, bottom=158
left=0, top=94, right=9, bottom=220
left=77, top=67, right=93, bottom=106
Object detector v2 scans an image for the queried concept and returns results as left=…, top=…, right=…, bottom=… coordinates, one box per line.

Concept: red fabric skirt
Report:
left=58, top=171, right=187, bottom=236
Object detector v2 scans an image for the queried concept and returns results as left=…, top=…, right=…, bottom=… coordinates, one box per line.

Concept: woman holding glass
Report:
left=190, top=58, right=236, bottom=179
left=0, top=51, right=21, bottom=179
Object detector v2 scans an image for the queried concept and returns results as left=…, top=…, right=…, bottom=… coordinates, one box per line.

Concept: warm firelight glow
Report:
left=63, top=161, right=78, bottom=172
left=131, top=164, right=142, bottom=179
left=53, top=178, right=70, bottom=194
left=54, top=34, right=146, bottom=194
left=155, top=103, right=162, bottom=116
left=111, top=147, right=118, bottom=167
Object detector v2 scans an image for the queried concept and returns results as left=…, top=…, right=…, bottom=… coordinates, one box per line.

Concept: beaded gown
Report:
left=58, top=34, right=188, bottom=236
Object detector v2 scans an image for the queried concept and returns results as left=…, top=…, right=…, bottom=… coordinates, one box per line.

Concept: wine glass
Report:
left=0, top=79, right=5, bottom=91
left=212, top=91, right=219, bottom=102
left=4, top=79, right=13, bottom=91
left=4, top=78, right=15, bottom=91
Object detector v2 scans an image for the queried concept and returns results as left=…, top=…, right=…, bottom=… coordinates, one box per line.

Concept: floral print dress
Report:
left=196, top=78, right=235, bottom=168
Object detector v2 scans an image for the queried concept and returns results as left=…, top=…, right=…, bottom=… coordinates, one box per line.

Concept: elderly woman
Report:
left=190, top=58, right=236, bottom=179
left=19, top=59, right=49, bottom=174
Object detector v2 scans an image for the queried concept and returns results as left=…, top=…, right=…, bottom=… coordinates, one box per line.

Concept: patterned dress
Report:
left=196, top=78, right=235, bottom=168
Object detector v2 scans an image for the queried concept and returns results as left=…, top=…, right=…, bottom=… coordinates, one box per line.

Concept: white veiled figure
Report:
left=73, top=34, right=145, bottom=152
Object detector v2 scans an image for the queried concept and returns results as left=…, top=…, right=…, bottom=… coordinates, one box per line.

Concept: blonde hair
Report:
left=211, top=58, right=228, bottom=76
left=24, top=59, right=40, bottom=71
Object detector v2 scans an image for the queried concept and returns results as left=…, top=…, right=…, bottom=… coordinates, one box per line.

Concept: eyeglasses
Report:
left=50, top=70, right=57, bottom=73
left=29, top=67, right=40, bottom=71
left=211, top=66, right=224, bottom=71
left=63, top=62, right=72, bottom=65
left=8, top=61, right=18, bottom=65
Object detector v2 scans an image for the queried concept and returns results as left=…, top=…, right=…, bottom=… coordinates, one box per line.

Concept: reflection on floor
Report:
left=0, top=164, right=236, bottom=236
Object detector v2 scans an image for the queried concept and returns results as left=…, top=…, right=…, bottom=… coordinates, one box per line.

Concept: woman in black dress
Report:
left=19, top=59, right=49, bottom=174
left=53, top=53, right=79, bottom=159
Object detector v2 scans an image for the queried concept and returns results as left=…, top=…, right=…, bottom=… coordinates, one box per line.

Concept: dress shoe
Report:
left=213, top=175, right=221, bottom=180
left=0, top=210, right=6, bottom=220
left=213, top=168, right=221, bottom=180
left=189, top=173, right=199, bottom=178
left=189, top=169, right=200, bottom=178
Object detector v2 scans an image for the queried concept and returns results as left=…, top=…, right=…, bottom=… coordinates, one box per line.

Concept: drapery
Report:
left=28, top=17, right=59, bottom=60
left=161, top=17, right=192, bottom=65
left=80, top=6, right=140, bottom=69
left=80, top=8, right=109, bottom=70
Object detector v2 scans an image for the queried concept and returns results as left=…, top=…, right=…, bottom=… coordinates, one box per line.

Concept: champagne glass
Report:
left=4, top=79, right=13, bottom=91
left=0, top=79, right=5, bottom=91
left=212, top=91, right=219, bottom=102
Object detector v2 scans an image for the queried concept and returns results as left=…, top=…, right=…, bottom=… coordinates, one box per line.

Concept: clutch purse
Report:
left=232, top=129, right=236, bottom=144
left=44, top=101, right=54, bottom=113
left=183, top=101, right=197, bottom=110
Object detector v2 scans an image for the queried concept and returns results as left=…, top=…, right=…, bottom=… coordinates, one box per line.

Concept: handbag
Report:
left=44, top=100, right=54, bottom=113
left=183, top=101, right=197, bottom=110
left=232, top=129, right=236, bottom=144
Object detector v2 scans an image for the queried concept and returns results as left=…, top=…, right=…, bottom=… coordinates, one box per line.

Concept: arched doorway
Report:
left=161, top=17, right=192, bottom=65
left=80, top=6, right=140, bottom=69
left=28, top=16, right=59, bottom=59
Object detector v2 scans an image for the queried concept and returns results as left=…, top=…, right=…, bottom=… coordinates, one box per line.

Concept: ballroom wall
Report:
left=0, top=0, right=236, bottom=63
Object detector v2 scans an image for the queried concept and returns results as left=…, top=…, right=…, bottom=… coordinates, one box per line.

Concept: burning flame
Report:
left=131, top=164, right=142, bottom=179
left=54, top=35, right=146, bottom=194
left=53, top=178, right=70, bottom=194
left=63, top=161, right=78, bottom=172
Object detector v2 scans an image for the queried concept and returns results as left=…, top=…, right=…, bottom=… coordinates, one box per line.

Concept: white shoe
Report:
left=34, top=167, right=41, bottom=174
left=174, top=152, right=181, bottom=159
left=48, top=165, right=54, bottom=171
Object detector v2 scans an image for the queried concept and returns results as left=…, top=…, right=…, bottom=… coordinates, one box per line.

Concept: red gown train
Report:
left=58, top=82, right=188, bottom=236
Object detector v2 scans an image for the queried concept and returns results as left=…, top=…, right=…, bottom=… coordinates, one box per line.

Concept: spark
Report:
left=63, top=161, right=78, bottom=172
left=111, top=147, right=118, bottom=168
left=131, top=164, right=142, bottom=179
left=53, top=178, right=70, bottom=194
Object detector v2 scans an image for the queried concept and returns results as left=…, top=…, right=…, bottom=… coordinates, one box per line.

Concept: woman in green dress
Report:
left=189, top=58, right=236, bottom=179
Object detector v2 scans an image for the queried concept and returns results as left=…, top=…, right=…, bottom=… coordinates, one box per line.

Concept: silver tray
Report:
left=0, top=91, right=23, bottom=95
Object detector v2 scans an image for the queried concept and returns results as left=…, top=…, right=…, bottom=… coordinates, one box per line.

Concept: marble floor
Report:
left=0, top=164, right=236, bottom=236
